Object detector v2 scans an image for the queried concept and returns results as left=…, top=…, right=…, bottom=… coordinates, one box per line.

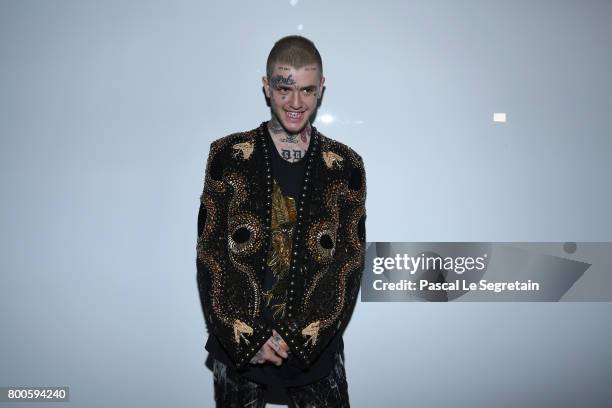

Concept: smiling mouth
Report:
left=285, top=111, right=304, bottom=122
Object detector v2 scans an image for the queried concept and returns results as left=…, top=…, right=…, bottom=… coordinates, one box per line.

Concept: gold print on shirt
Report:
left=232, top=141, right=254, bottom=160
left=322, top=150, right=344, bottom=169
left=262, top=179, right=297, bottom=320
left=233, top=319, right=253, bottom=345
left=302, top=320, right=320, bottom=346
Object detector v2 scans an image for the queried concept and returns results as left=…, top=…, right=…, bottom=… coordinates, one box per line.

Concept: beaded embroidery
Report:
left=262, top=178, right=297, bottom=320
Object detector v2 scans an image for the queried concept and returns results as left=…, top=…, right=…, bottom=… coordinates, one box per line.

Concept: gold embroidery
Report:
left=199, top=128, right=366, bottom=357
left=225, top=172, right=263, bottom=317
left=262, top=179, right=296, bottom=320
left=306, top=220, right=337, bottom=264
left=302, top=321, right=320, bottom=346
left=322, top=150, right=344, bottom=169
left=232, top=141, right=254, bottom=160
left=233, top=319, right=253, bottom=344
left=301, top=148, right=366, bottom=335
left=228, top=212, right=262, bottom=256
left=317, top=206, right=365, bottom=331
left=199, top=254, right=234, bottom=327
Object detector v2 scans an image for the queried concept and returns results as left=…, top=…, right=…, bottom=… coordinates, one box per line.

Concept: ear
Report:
left=318, top=76, right=326, bottom=99
left=262, top=76, right=271, bottom=98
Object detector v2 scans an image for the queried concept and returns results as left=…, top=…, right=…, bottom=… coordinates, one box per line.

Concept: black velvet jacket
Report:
left=196, top=122, right=366, bottom=370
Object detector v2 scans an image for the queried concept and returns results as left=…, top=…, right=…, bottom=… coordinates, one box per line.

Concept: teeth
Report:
left=287, top=111, right=301, bottom=119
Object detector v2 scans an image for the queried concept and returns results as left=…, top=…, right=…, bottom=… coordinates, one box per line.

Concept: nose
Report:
left=289, top=91, right=303, bottom=110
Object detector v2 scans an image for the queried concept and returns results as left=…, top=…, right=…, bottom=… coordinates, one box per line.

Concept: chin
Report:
left=282, top=122, right=307, bottom=134
left=279, top=115, right=310, bottom=134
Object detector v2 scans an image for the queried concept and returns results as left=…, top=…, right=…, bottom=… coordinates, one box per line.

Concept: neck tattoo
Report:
left=284, top=133, right=299, bottom=143
left=267, top=117, right=311, bottom=163
left=268, top=116, right=284, bottom=134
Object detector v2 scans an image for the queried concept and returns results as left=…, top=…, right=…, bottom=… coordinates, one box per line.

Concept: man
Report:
left=196, top=35, right=366, bottom=407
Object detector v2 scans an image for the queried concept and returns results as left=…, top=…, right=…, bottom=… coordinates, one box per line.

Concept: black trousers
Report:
left=212, top=353, right=350, bottom=407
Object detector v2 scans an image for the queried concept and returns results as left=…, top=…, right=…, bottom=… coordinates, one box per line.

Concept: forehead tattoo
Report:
left=270, top=74, right=296, bottom=88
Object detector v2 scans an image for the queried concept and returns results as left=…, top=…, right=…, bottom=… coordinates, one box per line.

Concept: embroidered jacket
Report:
left=196, top=122, right=366, bottom=370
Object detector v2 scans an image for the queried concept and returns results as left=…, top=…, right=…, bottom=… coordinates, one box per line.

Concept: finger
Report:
left=250, top=348, right=265, bottom=365
left=279, top=339, right=289, bottom=354
left=264, top=346, right=283, bottom=365
left=266, top=339, right=288, bottom=359
left=267, top=336, right=288, bottom=358
left=272, top=330, right=290, bottom=354
left=263, top=343, right=283, bottom=365
left=267, top=339, right=288, bottom=359
left=272, top=330, right=289, bottom=352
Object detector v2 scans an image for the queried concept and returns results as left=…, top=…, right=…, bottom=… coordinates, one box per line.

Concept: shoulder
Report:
left=316, top=130, right=366, bottom=194
left=317, top=130, right=364, bottom=170
left=205, top=124, right=264, bottom=163
left=204, top=124, right=262, bottom=180
left=209, top=125, right=260, bottom=154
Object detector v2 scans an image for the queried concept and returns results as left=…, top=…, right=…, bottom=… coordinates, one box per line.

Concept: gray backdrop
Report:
left=1, top=0, right=611, bottom=407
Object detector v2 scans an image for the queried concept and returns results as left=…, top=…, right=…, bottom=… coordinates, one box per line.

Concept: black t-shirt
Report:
left=205, top=126, right=342, bottom=387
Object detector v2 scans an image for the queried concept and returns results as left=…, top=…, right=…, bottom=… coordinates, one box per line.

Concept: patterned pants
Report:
left=212, top=353, right=350, bottom=408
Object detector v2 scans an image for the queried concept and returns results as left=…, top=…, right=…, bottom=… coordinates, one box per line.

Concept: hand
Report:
left=249, top=329, right=289, bottom=366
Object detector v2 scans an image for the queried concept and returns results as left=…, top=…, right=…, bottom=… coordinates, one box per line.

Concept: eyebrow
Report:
left=276, top=85, right=317, bottom=91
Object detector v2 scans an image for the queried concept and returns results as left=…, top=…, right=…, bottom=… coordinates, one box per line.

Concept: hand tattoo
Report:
left=270, top=332, right=283, bottom=352
left=250, top=347, right=265, bottom=364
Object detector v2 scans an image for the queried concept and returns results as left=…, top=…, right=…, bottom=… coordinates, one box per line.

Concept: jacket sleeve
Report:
left=196, top=140, right=273, bottom=370
left=274, top=153, right=367, bottom=368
